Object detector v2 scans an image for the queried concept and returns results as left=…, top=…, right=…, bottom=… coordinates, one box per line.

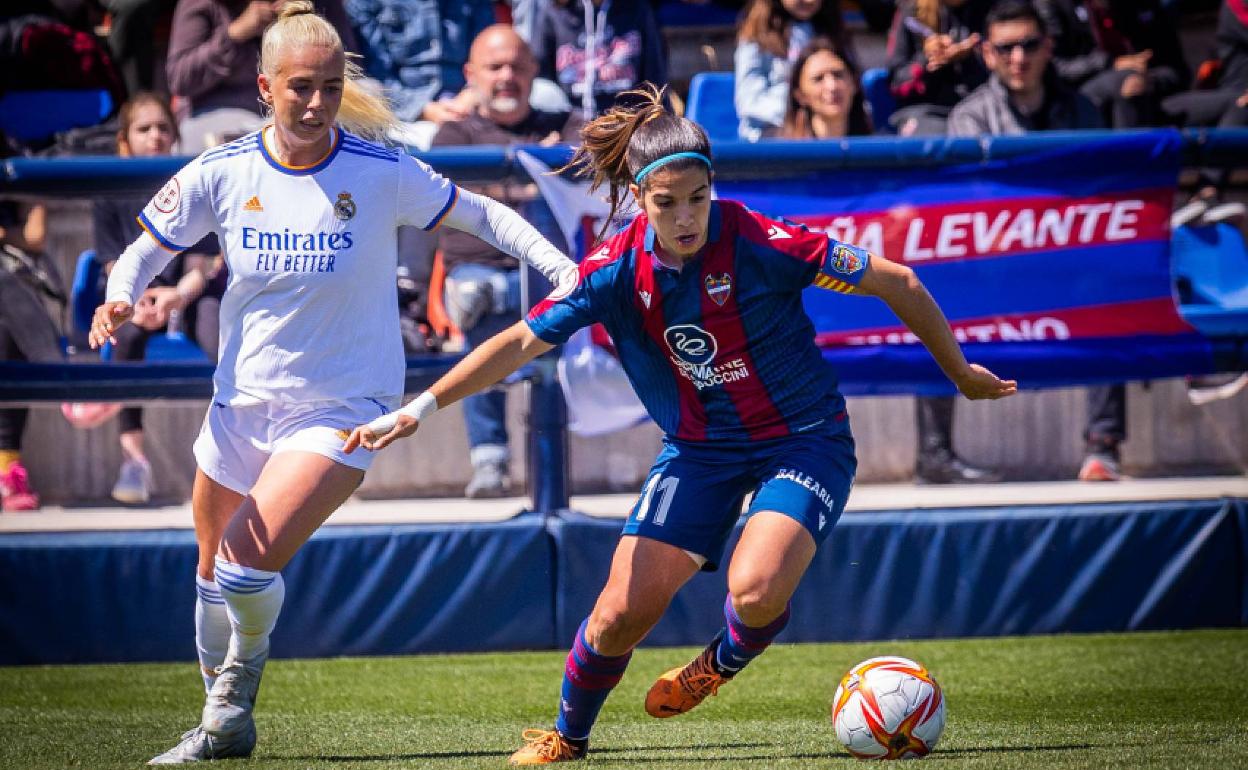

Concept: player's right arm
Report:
left=90, top=158, right=216, bottom=348
left=343, top=321, right=554, bottom=452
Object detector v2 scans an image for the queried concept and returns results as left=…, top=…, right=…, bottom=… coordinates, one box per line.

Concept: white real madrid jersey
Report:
left=137, top=126, right=456, bottom=405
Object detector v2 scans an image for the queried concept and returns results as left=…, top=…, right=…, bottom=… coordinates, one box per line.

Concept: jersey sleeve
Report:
left=138, top=157, right=217, bottom=252
left=524, top=263, right=603, bottom=345
left=396, top=153, right=459, bottom=231
left=747, top=208, right=871, bottom=293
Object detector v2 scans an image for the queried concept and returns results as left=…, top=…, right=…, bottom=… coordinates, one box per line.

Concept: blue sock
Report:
left=555, top=618, right=632, bottom=741
left=713, top=595, right=791, bottom=676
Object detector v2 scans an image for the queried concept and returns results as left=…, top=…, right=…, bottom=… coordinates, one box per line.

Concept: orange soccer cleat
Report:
left=508, top=729, right=586, bottom=765
left=644, top=646, right=730, bottom=718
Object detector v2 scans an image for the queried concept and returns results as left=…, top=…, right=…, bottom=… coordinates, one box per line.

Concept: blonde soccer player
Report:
left=89, top=3, right=576, bottom=763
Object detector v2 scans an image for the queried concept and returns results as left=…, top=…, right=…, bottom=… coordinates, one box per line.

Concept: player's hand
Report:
left=954, top=363, right=1017, bottom=400
left=88, top=301, right=134, bottom=348
left=341, top=413, right=420, bottom=453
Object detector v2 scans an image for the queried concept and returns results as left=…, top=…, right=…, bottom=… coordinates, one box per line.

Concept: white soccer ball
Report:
left=831, top=656, right=946, bottom=760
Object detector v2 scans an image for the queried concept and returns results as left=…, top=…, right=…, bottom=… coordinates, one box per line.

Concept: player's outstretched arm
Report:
left=854, top=255, right=1017, bottom=400
left=343, top=321, right=556, bottom=452
left=441, top=188, right=577, bottom=286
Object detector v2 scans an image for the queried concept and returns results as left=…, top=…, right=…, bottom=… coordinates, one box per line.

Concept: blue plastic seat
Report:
left=686, top=72, right=740, bottom=143
left=861, top=68, right=896, bottom=133
left=0, top=89, right=113, bottom=143
left=68, top=249, right=208, bottom=363
left=1172, top=222, right=1248, bottom=339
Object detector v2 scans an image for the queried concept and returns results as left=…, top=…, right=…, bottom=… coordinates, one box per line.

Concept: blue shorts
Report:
left=622, top=419, right=857, bottom=571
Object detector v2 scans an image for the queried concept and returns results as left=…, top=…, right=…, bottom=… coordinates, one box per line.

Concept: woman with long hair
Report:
left=781, top=37, right=872, bottom=138
left=735, top=0, right=853, bottom=140
left=90, top=3, right=575, bottom=762
left=345, top=84, right=1016, bottom=765
left=92, top=92, right=225, bottom=504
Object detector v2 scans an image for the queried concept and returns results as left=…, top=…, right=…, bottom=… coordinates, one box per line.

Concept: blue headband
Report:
left=634, top=152, right=712, bottom=184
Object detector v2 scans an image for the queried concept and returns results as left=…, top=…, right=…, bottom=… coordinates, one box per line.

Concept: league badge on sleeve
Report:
left=704, top=273, right=732, bottom=306
left=153, top=178, right=180, bottom=213
left=829, top=244, right=865, bottom=276
left=334, top=191, right=357, bottom=221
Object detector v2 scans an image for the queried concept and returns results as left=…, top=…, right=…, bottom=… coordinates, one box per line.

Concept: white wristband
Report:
left=365, top=391, right=438, bottom=435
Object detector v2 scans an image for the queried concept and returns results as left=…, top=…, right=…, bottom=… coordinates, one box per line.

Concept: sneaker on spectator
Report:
left=465, top=461, right=509, bottom=499
left=1202, top=200, right=1247, bottom=225
left=1186, top=372, right=1248, bottom=406
left=1171, top=196, right=1210, bottom=229
left=112, top=458, right=153, bottom=504
left=0, top=461, right=40, bottom=512
left=1078, top=453, right=1121, bottom=482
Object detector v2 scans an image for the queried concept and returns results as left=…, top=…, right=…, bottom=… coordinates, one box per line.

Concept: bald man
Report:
left=431, top=24, right=580, bottom=499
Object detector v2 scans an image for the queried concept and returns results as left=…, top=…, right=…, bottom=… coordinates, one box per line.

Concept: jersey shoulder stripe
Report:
left=341, top=145, right=401, bottom=163
left=201, top=132, right=262, bottom=164
left=341, top=133, right=401, bottom=160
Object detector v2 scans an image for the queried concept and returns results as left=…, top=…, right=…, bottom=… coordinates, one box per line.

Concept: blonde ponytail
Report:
left=261, top=1, right=398, bottom=143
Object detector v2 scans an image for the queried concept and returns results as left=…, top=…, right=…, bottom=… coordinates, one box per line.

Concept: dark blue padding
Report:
left=0, top=514, right=554, bottom=664
left=1174, top=223, right=1248, bottom=338
left=1, top=500, right=1243, bottom=664
left=549, top=499, right=1247, bottom=647
left=686, top=72, right=739, bottom=143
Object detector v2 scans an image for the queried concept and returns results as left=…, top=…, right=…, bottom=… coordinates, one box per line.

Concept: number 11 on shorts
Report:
left=636, top=474, right=679, bottom=526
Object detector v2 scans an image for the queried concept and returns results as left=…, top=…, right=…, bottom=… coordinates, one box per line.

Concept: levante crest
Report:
left=704, top=273, right=732, bottom=305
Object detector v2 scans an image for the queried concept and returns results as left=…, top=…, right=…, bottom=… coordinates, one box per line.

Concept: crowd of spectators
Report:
left=0, top=0, right=1244, bottom=510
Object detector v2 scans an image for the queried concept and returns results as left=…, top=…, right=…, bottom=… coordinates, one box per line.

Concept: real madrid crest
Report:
left=334, top=191, right=357, bottom=221
left=704, top=272, right=732, bottom=306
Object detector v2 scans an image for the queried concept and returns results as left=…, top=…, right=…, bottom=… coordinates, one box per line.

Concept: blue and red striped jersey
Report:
left=526, top=200, right=871, bottom=443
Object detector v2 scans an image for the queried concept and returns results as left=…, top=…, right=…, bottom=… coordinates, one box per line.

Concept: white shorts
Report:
left=193, top=396, right=399, bottom=495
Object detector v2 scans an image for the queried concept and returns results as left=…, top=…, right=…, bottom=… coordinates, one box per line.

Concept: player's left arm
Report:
left=855, top=255, right=1018, bottom=401
left=343, top=321, right=555, bottom=452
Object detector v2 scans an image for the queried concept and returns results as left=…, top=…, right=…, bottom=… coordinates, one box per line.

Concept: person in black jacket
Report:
left=1035, top=0, right=1189, bottom=127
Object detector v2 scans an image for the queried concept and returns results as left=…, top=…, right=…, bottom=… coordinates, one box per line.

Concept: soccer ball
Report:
left=831, top=656, right=946, bottom=760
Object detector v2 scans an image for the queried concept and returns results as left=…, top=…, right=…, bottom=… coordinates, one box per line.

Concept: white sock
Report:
left=195, top=575, right=231, bottom=692
left=214, top=556, right=284, bottom=662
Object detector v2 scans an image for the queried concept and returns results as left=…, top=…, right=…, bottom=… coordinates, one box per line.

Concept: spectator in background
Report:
left=168, top=0, right=356, bottom=152
left=1035, top=0, right=1189, bottom=129
left=102, top=0, right=175, bottom=95
left=346, top=0, right=493, bottom=146
left=1164, top=0, right=1248, bottom=227
left=735, top=0, right=852, bottom=141
left=431, top=24, right=576, bottom=498
left=92, top=93, right=225, bottom=504
left=780, top=36, right=871, bottom=138
left=0, top=201, right=62, bottom=512
left=531, top=0, right=667, bottom=119
left=948, top=0, right=1123, bottom=482
left=886, top=0, right=992, bottom=135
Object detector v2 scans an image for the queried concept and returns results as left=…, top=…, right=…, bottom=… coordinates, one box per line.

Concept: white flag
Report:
left=517, top=151, right=648, bottom=436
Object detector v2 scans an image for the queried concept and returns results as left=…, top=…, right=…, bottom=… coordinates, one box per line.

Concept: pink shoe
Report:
left=0, top=462, right=40, bottom=511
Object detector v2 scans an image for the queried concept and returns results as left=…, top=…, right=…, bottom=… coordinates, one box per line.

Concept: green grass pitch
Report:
left=2, top=629, right=1245, bottom=769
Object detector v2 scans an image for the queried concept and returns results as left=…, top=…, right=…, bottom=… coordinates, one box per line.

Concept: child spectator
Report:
left=780, top=36, right=871, bottom=138
left=736, top=0, right=852, bottom=140
left=885, top=0, right=993, bottom=135
left=92, top=93, right=224, bottom=503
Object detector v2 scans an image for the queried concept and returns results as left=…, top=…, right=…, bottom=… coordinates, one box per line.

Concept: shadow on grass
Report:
left=285, top=742, right=771, bottom=763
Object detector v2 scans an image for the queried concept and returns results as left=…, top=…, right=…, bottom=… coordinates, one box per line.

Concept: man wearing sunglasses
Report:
left=947, top=0, right=1126, bottom=483
left=948, top=0, right=1100, bottom=136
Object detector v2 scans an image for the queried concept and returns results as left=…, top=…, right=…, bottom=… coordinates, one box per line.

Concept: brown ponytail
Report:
left=560, top=83, right=712, bottom=243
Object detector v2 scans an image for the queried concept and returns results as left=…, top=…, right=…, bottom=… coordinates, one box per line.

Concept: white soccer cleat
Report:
left=202, top=650, right=267, bottom=738
left=147, top=724, right=256, bottom=764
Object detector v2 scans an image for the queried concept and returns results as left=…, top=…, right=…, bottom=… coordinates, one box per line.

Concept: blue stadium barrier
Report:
left=2, top=499, right=1244, bottom=664
left=1173, top=223, right=1248, bottom=339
